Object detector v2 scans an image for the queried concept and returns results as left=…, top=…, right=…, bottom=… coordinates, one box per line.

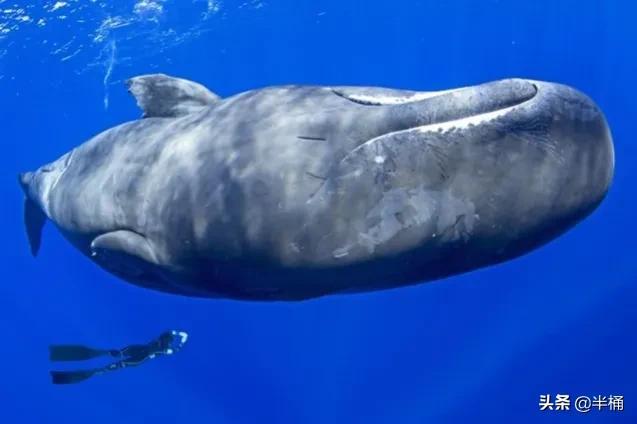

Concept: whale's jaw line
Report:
left=350, top=79, right=539, bottom=154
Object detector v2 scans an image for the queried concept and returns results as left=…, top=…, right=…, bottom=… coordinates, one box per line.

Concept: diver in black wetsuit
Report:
left=49, top=330, right=189, bottom=384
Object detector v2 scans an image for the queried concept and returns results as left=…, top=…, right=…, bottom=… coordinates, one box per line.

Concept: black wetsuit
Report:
left=49, top=330, right=188, bottom=384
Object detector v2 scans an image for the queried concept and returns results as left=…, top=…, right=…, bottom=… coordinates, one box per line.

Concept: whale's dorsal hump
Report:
left=126, top=73, right=221, bottom=118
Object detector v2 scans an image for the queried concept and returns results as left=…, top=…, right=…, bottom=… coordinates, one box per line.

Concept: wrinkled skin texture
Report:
left=20, top=76, right=614, bottom=300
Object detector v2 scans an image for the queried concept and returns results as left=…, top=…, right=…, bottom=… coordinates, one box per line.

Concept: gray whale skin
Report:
left=19, top=74, right=614, bottom=300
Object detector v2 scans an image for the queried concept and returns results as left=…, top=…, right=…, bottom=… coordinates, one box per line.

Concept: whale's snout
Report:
left=464, top=80, right=615, bottom=255
left=531, top=81, right=614, bottom=222
left=341, top=78, right=615, bottom=264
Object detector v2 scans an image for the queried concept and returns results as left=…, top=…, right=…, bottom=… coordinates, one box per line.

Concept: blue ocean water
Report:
left=1, top=0, right=635, bottom=422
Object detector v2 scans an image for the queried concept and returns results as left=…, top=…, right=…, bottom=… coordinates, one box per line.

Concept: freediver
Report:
left=49, top=330, right=189, bottom=384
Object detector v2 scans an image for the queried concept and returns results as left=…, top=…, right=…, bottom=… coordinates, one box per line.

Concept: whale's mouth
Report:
left=337, top=79, right=538, bottom=137
left=333, top=87, right=459, bottom=106
left=334, top=79, right=538, bottom=107
left=410, top=86, right=537, bottom=134
left=336, top=79, right=539, bottom=159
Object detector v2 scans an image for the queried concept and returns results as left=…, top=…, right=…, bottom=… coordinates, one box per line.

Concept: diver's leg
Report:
left=49, top=345, right=111, bottom=361
left=119, top=344, right=149, bottom=359
left=50, top=344, right=155, bottom=384
left=101, top=344, right=148, bottom=361
left=50, top=359, right=126, bottom=385
left=50, top=369, right=100, bottom=385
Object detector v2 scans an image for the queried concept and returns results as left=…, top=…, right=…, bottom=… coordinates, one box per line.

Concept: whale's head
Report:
left=317, top=79, right=614, bottom=268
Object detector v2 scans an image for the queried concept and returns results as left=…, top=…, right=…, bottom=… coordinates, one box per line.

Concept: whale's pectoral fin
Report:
left=126, top=73, right=221, bottom=118
left=23, top=196, right=47, bottom=257
left=90, top=230, right=159, bottom=279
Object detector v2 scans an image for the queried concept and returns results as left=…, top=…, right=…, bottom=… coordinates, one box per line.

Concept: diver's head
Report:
left=159, top=330, right=189, bottom=354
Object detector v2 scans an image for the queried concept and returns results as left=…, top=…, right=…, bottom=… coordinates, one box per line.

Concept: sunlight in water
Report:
left=102, top=39, right=116, bottom=110
left=0, top=0, right=266, bottom=90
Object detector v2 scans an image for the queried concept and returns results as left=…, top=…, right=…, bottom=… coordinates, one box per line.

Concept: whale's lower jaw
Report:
left=355, top=102, right=523, bottom=153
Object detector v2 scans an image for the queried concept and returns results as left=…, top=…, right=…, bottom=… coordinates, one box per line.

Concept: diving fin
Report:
left=50, top=369, right=98, bottom=385
left=49, top=345, right=110, bottom=362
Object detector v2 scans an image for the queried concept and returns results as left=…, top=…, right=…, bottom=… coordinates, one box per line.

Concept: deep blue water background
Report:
left=1, top=0, right=635, bottom=422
